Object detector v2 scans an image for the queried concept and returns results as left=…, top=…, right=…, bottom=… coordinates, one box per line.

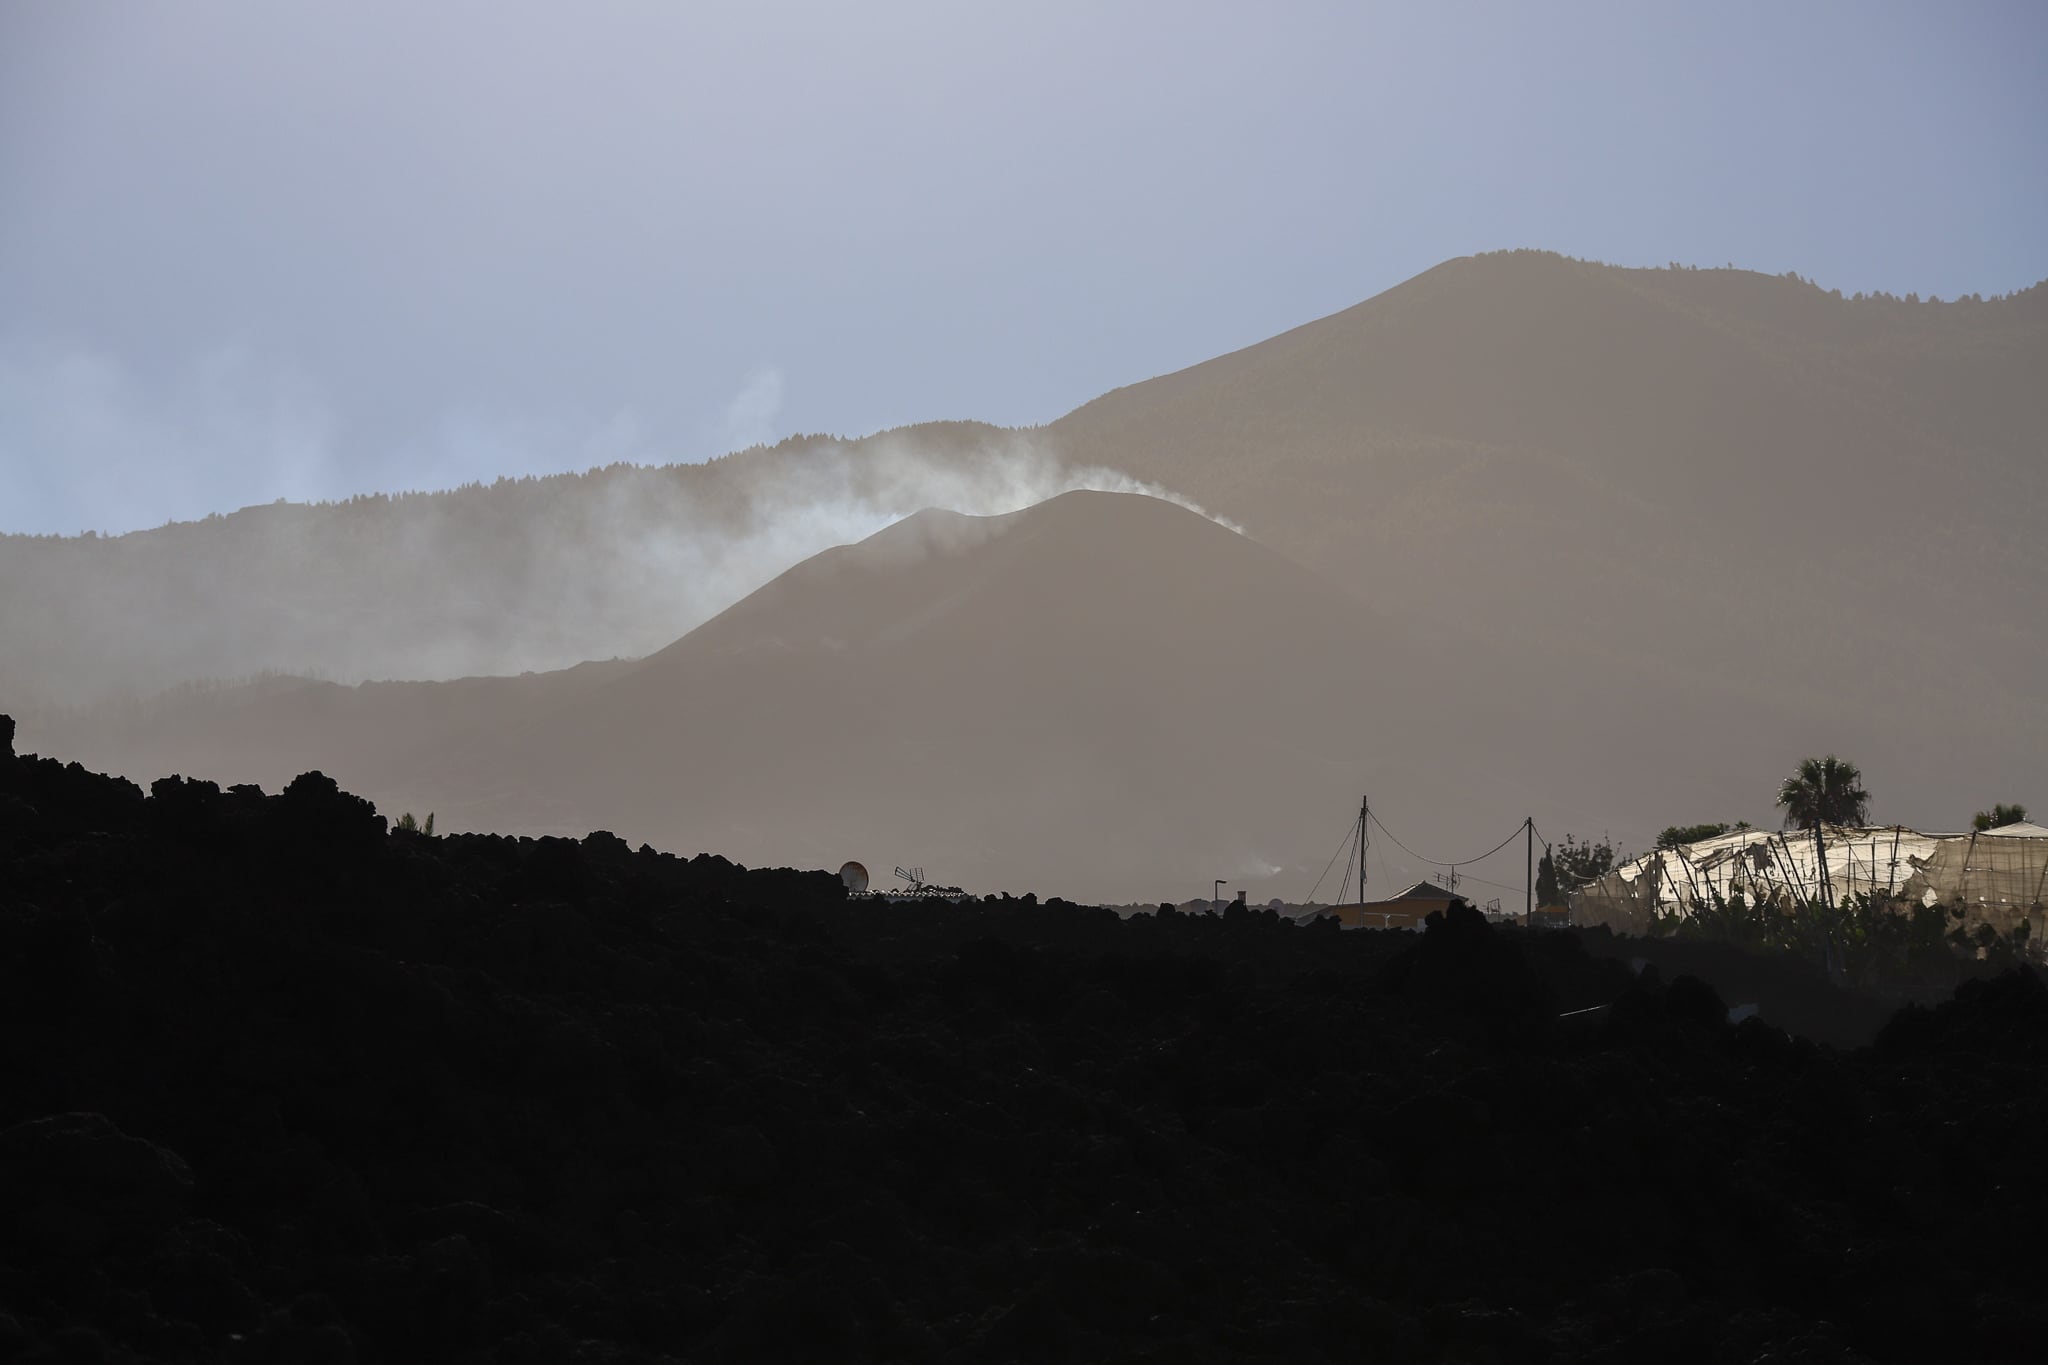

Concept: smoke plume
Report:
left=0, top=427, right=1235, bottom=707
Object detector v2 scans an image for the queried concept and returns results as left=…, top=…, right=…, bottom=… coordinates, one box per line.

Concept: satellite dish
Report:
left=838, top=861, right=870, bottom=895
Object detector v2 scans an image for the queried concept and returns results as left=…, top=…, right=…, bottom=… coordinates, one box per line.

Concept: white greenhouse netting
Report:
left=1570, top=824, right=2048, bottom=938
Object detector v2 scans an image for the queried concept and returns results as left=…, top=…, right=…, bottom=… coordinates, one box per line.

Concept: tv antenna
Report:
left=894, top=866, right=928, bottom=892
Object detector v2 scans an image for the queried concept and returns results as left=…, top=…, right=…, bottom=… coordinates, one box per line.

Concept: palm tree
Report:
left=1973, top=803, right=2030, bottom=832
left=1776, top=755, right=1871, bottom=830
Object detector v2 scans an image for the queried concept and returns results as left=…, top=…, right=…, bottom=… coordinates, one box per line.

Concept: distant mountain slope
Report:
left=10, top=251, right=2043, bottom=866
left=16, top=252, right=2039, bottom=721
left=31, top=658, right=640, bottom=810
left=0, top=421, right=1098, bottom=705
left=1041, top=252, right=2048, bottom=828
left=1048, top=253, right=2045, bottom=694
left=27, top=493, right=1576, bottom=903
left=371, top=491, right=1508, bottom=902
left=25, top=484, right=2020, bottom=903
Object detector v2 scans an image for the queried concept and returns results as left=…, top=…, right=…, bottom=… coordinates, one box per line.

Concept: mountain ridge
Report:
left=11, top=250, right=2043, bottom=878
left=32, top=492, right=1512, bottom=903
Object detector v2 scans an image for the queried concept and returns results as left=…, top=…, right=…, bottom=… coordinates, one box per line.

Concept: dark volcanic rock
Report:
left=1873, top=966, right=2048, bottom=1063
left=0, top=1113, right=194, bottom=1225
left=1, top=714, right=2043, bottom=1363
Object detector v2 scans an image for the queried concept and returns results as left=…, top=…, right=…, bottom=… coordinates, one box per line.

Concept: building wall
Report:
left=1329, top=897, right=1459, bottom=930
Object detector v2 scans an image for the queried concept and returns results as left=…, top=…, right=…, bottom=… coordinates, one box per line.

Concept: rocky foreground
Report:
left=2, top=715, right=2044, bottom=1364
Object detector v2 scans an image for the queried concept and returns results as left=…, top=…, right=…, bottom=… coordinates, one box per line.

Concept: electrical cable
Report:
left=1368, top=809, right=1526, bottom=869
left=1303, top=813, right=1360, bottom=906
left=1442, top=870, right=1530, bottom=896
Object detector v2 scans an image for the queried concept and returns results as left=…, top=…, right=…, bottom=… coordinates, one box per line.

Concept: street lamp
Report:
left=1214, top=879, right=1227, bottom=912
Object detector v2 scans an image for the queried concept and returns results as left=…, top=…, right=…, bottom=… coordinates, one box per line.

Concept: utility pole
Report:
left=1358, top=795, right=1369, bottom=905
left=1813, top=822, right=1831, bottom=907
left=1525, top=816, right=1534, bottom=928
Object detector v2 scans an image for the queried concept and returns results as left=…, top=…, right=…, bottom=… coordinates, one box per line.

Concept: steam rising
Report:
left=0, top=429, right=1237, bottom=706
left=717, top=367, right=787, bottom=454
left=527, top=432, right=1242, bottom=668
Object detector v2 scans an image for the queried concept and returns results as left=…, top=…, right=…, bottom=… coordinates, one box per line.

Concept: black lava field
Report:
left=3, top=714, right=2045, bottom=1364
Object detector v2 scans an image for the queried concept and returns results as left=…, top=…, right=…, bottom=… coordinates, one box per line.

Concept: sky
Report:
left=3, top=0, right=2045, bottom=536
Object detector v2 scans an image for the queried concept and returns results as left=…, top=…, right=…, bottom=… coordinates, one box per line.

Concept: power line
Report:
left=1367, top=809, right=1526, bottom=870
left=1443, top=870, right=1530, bottom=897
left=1303, top=812, right=1359, bottom=906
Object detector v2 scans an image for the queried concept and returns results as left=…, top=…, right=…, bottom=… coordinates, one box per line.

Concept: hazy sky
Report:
left=3, top=0, right=2044, bottom=535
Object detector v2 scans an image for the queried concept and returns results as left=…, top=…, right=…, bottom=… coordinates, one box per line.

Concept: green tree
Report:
left=1536, top=833, right=1621, bottom=904
left=1655, top=820, right=1752, bottom=850
left=1973, top=802, right=2030, bottom=831
left=1776, top=755, right=1871, bottom=830
left=394, top=811, right=435, bottom=836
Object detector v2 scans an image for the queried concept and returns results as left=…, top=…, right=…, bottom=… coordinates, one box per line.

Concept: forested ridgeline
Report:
left=3, top=718, right=2045, bottom=1363
left=0, top=421, right=1018, bottom=705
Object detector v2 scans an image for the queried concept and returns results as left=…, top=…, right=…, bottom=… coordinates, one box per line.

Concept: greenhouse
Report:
left=1569, top=822, right=2048, bottom=938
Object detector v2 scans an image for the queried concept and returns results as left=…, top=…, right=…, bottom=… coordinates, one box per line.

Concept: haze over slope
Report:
left=27, top=490, right=1893, bottom=904
left=0, top=424, right=1227, bottom=706
left=21, top=494, right=1524, bottom=902
left=8, top=251, right=2043, bottom=867
left=1049, top=251, right=2047, bottom=725
left=1036, top=252, right=2047, bottom=838
left=8, top=251, right=2038, bottom=720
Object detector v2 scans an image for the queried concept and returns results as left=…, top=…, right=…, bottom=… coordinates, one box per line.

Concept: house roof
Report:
left=1393, top=879, right=1464, bottom=902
